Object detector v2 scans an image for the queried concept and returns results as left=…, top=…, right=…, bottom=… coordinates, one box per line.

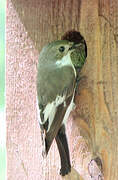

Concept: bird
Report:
left=37, top=37, right=87, bottom=176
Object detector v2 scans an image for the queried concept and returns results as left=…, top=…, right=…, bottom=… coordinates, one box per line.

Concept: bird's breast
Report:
left=55, top=53, right=76, bottom=77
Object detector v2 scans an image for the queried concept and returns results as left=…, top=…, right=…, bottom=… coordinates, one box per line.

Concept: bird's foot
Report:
left=60, top=166, right=71, bottom=176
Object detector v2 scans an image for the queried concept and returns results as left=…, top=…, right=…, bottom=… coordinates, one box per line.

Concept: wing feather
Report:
left=37, top=62, right=76, bottom=155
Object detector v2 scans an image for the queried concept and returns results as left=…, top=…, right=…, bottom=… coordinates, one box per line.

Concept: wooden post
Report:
left=7, top=0, right=118, bottom=179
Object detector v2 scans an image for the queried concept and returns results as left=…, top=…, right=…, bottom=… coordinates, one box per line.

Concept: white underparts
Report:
left=55, top=53, right=76, bottom=77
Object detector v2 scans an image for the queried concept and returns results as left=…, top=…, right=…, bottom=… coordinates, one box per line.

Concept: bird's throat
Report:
left=55, top=53, right=76, bottom=77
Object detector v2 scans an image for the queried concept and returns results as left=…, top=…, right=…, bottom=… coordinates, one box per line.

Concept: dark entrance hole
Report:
left=61, top=30, right=87, bottom=58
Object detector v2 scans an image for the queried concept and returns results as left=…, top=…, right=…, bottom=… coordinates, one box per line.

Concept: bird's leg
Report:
left=55, top=125, right=71, bottom=176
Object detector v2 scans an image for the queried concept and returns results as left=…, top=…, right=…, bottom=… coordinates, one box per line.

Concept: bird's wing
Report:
left=37, top=66, right=76, bottom=155
left=45, top=91, right=75, bottom=154
left=38, top=87, right=75, bottom=156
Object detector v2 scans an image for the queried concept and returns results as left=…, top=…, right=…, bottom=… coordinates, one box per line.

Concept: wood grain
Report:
left=7, top=0, right=118, bottom=179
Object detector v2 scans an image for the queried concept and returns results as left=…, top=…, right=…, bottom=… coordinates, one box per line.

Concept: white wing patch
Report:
left=37, top=88, right=76, bottom=133
left=40, top=95, right=66, bottom=132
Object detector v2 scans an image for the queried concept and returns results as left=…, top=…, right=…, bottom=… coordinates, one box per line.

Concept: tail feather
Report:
left=56, top=125, right=71, bottom=176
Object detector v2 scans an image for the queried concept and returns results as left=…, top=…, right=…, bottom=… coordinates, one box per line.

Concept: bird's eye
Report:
left=59, top=46, right=65, bottom=52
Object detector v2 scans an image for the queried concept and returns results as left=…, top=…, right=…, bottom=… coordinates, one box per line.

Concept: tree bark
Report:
left=6, top=0, right=118, bottom=179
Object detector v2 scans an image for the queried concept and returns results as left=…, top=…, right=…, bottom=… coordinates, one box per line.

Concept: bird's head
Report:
left=39, top=40, right=87, bottom=70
